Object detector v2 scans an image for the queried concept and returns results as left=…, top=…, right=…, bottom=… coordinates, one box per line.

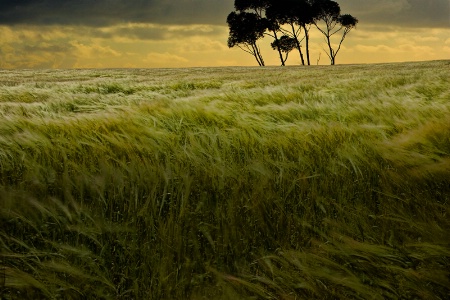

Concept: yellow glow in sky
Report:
left=0, top=0, right=449, bottom=68
left=1, top=23, right=449, bottom=69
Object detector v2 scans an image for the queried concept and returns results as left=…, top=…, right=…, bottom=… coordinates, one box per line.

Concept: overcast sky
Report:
left=1, top=0, right=449, bottom=68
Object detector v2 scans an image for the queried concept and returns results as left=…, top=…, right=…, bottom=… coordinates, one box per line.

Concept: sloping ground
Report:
left=1, top=61, right=449, bottom=299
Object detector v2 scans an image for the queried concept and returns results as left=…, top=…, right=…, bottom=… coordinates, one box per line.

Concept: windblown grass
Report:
left=1, top=61, right=449, bottom=299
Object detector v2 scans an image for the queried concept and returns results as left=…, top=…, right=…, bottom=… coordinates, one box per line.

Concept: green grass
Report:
left=1, top=61, right=449, bottom=299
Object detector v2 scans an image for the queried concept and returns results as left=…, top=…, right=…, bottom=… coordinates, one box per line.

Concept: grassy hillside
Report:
left=1, top=61, right=449, bottom=299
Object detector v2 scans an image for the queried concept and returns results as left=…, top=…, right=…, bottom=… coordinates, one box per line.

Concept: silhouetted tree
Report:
left=235, top=0, right=287, bottom=66
left=227, top=0, right=357, bottom=66
left=266, top=0, right=316, bottom=65
left=297, top=0, right=316, bottom=65
left=227, top=11, right=267, bottom=66
left=271, top=35, right=297, bottom=65
left=311, top=0, right=358, bottom=65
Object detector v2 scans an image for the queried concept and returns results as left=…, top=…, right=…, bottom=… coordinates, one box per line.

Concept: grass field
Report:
left=1, top=60, right=449, bottom=299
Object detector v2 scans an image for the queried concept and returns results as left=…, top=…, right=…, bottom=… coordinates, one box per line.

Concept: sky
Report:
left=0, top=0, right=449, bottom=68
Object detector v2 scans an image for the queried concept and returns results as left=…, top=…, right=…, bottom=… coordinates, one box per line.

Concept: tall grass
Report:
left=1, top=61, right=449, bottom=299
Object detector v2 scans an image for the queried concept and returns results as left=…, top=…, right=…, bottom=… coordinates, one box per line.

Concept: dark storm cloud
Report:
left=0, top=0, right=448, bottom=28
left=341, top=0, right=449, bottom=28
left=0, top=0, right=234, bottom=26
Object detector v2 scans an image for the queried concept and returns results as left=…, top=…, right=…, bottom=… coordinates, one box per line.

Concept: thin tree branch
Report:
left=279, top=27, right=292, bottom=36
left=314, top=23, right=327, bottom=36
left=333, top=29, right=350, bottom=58
left=264, top=32, right=275, bottom=38
left=238, top=45, right=255, bottom=56
left=330, top=26, right=344, bottom=36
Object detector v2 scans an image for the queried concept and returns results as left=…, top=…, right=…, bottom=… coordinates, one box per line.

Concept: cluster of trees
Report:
left=227, top=0, right=358, bottom=66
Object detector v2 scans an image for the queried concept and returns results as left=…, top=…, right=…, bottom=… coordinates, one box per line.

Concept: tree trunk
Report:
left=272, top=30, right=285, bottom=66
left=326, top=35, right=334, bottom=65
left=251, top=44, right=263, bottom=66
left=291, top=24, right=305, bottom=66
left=254, top=43, right=265, bottom=66
left=302, top=24, right=311, bottom=66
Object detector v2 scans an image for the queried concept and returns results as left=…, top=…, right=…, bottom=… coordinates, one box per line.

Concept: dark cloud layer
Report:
left=339, top=0, right=449, bottom=28
left=0, top=0, right=234, bottom=26
left=0, top=0, right=448, bottom=28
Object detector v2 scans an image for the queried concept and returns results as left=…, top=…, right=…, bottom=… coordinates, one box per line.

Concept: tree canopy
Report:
left=227, top=11, right=268, bottom=66
left=226, top=0, right=358, bottom=66
left=312, top=0, right=358, bottom=65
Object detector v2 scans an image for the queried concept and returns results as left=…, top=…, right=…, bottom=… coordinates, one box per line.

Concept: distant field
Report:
left=1, top=61, right=449, bottom=299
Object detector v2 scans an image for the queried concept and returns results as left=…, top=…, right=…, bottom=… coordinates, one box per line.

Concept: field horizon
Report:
left=1, top=60, right=449, bottom=299
left=4, top=58, right=448, bottom=71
